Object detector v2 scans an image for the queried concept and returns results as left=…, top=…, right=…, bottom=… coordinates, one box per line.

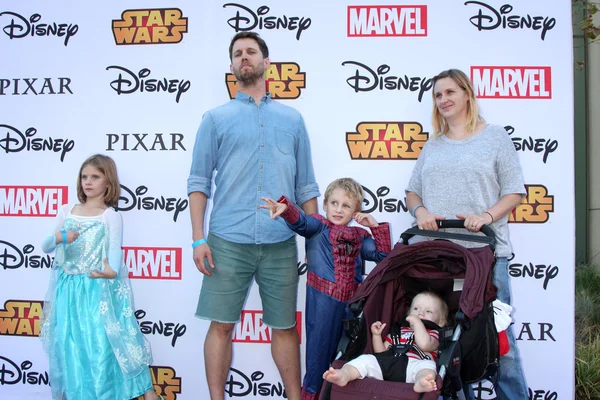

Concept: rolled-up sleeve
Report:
left=187, top=112, right=218, bottom=197
left=294, top=115, right=320, bottom=205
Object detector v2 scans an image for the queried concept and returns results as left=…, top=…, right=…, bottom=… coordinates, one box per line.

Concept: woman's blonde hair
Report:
left=323, top=178, right=364, bottom=212
left=77, top=154, right=121, bottom=207
left=431, top=69, right=484, bottom=137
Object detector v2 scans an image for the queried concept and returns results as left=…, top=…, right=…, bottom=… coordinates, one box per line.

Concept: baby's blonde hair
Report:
left=323, top=178, right=364, bottom=212
left=412, top=291, right=449, bottom=327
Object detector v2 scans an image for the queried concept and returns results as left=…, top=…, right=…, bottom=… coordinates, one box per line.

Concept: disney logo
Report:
left=504, top=125, right=558, bottom=164
left=0, top=124, right=75, bottom=162
left=342, top=61, right=432, bottom=102
left=117, top=185, right=188, bottom=222
left=223, top=3, right=311, bottom=40
left=0, top=241, right=53, bottom=270
left=0, top=356, right=49, bottom=385
left=362, top=186, right=408, bottom=214
left=464, top=1, right=556, bottom=40
left=0, top=11, right=78, bottom=46
left=106, top=66, right=191, bottom=103
left=225, top=368, right=287, bottom=397
left=135, top=309, right=186, bottom=347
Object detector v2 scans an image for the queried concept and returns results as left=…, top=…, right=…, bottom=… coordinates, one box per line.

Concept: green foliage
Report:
left=574, top=0, right=600, bottom=41
left=576, top=264, right=600, bottom=399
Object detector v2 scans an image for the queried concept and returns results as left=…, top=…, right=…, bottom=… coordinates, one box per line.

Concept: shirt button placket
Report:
left=257, top=106, right=265, bottom=244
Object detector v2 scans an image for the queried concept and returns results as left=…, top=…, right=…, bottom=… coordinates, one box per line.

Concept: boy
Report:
left=262, top=177, right=391, bottom=400
left=323, top=292, right=448, bottom=394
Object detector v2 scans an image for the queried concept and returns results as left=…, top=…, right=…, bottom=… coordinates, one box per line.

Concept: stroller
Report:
left=320, top=220, right=499, bottom=400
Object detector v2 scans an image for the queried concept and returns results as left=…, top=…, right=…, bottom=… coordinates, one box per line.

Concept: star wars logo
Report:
left=464, top=1, right=556, bottom=40
left=0, top=241, right=53, bottom=270
left=135, top=366, right=182, bottom=400
left=346, top=122, right=428, bottom=160
left=0, top=11, right=78, bottom=46
left=226, top=62, right=305, bottom=100
left=125, top=247, right=182, bottom=280
left=0, top=356, right=49, bottom=386
left=0, top=186, right=68, bottom=217
left=233, top=310, right=302, bottom=343
left=0, top=300, right=43, bottom=337
left=471, top=66, right=551, bottom=99
left=223, top=3, right=311, bottom=40
left=347, top=5, right=427, bottom=36
left=0, top=124, right=75, bottom=161
left=508, top=184, right=553, bottom=223
left=112, top=9, right=188, bottom=45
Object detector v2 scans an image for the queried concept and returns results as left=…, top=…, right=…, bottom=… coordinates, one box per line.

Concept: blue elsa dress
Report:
left=40, top=204, right=153, bottom=400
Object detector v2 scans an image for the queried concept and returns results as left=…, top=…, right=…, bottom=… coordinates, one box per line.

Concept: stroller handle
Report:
left=399, top=219, right=496, bottom=249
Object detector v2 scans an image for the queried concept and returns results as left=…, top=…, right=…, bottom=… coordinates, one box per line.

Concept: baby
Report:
left=323, top=291, right=448, bottom=393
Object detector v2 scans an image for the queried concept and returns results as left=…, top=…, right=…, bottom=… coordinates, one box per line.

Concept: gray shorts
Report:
left=195, top=233, right=299, bottom=329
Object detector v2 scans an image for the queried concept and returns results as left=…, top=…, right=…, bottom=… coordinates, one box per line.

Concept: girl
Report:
left=40, top=154, right=162, bottom=400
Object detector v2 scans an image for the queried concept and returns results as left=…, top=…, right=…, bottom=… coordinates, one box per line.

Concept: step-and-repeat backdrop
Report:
left=0, top=1, right=573, bottom=399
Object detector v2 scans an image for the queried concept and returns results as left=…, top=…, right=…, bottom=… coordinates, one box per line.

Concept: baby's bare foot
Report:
left=414, top=374, right=437, bottom=393
left=323, top=367, right=350, bottom=387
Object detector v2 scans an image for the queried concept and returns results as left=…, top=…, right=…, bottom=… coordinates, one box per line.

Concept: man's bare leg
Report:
left=271, top=327, right=301, bottom=400
left=204, top=321, right=235, bottom=399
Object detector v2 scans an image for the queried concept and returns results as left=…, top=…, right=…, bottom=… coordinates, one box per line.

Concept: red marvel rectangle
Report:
left=471, top=66, right=552, bottom=99
left=347, top=5, right=427, bottom=37
left=124, top=246, right=182, bottom=280
left=0, top=186, right=68, bottom=216
left=233, top=310, right=302, bottom=343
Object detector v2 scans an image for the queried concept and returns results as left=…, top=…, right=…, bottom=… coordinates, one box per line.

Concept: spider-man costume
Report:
left=277, top=196, right=391, bottom=400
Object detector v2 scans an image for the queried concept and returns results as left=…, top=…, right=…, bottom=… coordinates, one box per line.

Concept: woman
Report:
left=405, top=69, right=528, bottom=399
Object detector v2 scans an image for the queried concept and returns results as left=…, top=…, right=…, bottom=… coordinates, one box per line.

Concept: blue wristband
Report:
left=61, top=230, right=67, bottom=244
left=192, top=238, right=207, bottom=248
left=411, top=205, right=424, bottom=217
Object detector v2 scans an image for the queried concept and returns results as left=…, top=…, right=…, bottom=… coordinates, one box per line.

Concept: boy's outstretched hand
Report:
left=354, top=212, right=379, bottom=228
left=261, top=197, right=288, bottom=219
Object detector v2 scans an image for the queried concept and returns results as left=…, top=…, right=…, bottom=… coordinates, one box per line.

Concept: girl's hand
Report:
left=415, top=207, right=445, bottom=231
left=89, top=258, right=117, bottom=279
left=457, top=213, right=491, bottom=233
left=260, top=197, right=287, bottom=219
left=354, top=212, right=379, bottom=228
left=56, top=230, right=79, bottom=244
left=371, top=321, right=386, bottom=336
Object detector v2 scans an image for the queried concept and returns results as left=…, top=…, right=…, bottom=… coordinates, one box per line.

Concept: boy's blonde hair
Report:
left=323, top=178, right=364, bottom=212
left=77, top=154, right=121, bottom=208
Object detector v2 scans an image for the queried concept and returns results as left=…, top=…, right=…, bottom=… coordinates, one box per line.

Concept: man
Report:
left=187, top=32, right=319, bottom=400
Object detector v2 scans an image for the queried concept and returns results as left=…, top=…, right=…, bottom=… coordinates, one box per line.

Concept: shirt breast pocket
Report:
left=274, top=127, right=295, bottom=155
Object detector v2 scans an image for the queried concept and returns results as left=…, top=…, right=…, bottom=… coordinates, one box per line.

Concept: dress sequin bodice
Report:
left=62, top=216, right=106, bottom=274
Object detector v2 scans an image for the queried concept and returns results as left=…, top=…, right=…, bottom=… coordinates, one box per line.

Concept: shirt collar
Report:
left=235, top=91, right=273, bottom=104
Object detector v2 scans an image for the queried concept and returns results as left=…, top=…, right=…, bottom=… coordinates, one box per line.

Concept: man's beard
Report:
left=234, top=64, right=265, bottom=86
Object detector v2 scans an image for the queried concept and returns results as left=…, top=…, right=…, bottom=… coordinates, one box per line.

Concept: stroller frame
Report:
left=320, top=220, right=499, bottom=400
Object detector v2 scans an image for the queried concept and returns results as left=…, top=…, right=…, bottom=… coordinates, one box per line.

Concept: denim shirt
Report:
left=187, top=92, right=320, bottom=244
